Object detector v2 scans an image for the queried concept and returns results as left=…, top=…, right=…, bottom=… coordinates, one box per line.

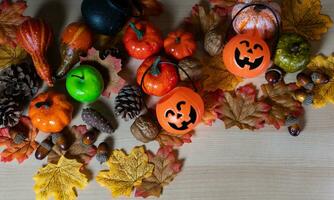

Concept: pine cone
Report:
left=0, top=97, right=22, bottom=128
left=115, top=85, right=143, bottom=121
left=0, top=63, right=41, bottom=101
left=81, top=108, right=114, bottom=134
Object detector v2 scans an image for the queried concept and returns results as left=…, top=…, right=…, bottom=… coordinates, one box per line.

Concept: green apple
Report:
left=66, top=65, right=104, bottom=103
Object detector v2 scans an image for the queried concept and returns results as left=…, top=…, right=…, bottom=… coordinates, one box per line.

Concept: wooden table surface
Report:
left=1, top=0, right=334, bottom=199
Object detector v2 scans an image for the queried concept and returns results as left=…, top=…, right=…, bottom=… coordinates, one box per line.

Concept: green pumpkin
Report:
left=274, top=33, right=311, bottom=73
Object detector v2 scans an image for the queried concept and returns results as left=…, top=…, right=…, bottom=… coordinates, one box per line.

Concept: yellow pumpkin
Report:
left=232, top=2, right=281, bottom=39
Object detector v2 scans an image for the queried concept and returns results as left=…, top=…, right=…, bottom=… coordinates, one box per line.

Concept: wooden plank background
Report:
left=0, top=0, right=334, bottom=199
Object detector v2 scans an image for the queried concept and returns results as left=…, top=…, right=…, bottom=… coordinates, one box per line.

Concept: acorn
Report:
left=131, top=113, right=160, bottom=143
left=96, top=142, right=109, bottom=164
left=285, top=115, right=299, bottom=127
left=296, top=72, right=314, bottom=90
left=288, top=124, right=301, bottom=137
left=35, top=137, right=53, bottom=160
left=311, top=72, right=330, bottom=85
left=294, top=89, right=314, bottom=105
left=265, top=66, right=284, bottom=84
left=51, top=133, right=69, bottom=150
left=82, top=129, right=98, bottom=146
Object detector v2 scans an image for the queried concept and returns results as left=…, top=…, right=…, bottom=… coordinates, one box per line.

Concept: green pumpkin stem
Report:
left=150, top=56, right=161, bottom=76
left=129, top=22, right=144, bottom=40
left=35, top=101, right=51, bottom=109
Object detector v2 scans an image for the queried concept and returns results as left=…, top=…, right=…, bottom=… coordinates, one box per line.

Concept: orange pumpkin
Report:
left=56, top=22, right=94, bottom=78
left=137, top=56, right=179, bottom=96
left=222, top=30, right=271, bottom=78
left=29, top=91, right=73, bottom=133
left=232, top=2, right=281, bottom=39
left=164, top=30, right=197, bottom=60
left=156, top=87, right=204, bottom=135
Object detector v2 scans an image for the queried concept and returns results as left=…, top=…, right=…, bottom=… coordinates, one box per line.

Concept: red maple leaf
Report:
left=0, top=116, right=38, bottom=164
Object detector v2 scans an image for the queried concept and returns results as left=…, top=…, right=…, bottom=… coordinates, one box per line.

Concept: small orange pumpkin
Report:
left=164, top=30, right=197, bottom=60
left=156, top=87, right=204, bottom=135
left=29, top=91, right=73, bottom=133
left=232, top=2, right=281, bottom=39
left=56, top=22, right=94, bottom=78
left=222, top=30, right=271, bottom=78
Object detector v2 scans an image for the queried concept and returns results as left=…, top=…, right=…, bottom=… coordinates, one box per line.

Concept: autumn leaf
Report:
left=135, top=146, right=182, bottom=198
left=1, top=116, right=38, bottom=163
left=132, top=0, right=163, bottom=16
left=281, top=0, right=333, bottom=40
left=208, top=0, right=238, bottom=7
left=47, top=125, right=97, bottom=165
left=216, top=84, right=271, bottom=130
left=96, top=146, right=154, bottom=198
left=187, top=4, right=226, bottom=35
left=307, top=55, right=334, bottom=108
left=201, top=56, right=243, bottom=92
left=156, top=130, right=193, bottom=147
left=33, top=156, right=88, bottom=200
left=0, top=127, right=12, bottom=147
left=80, top=47, right=125, bottom=97
left=0, top=44, right=27, bottom=68
left=0, top=0, right=29, bottom=47
left=201, top=89, right=224, bottom=126
left=260, top=82, right=304, bottom=129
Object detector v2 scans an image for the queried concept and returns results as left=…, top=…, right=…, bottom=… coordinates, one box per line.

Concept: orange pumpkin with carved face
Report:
left=222, top=31, right=271, bottom=78
left=156, top=87, right=204, bottom=135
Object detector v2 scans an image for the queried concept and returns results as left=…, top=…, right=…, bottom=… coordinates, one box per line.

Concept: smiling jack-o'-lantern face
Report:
left=223, top=31, right=271, bottom=78
left=156, top=87, right=204, bottom=135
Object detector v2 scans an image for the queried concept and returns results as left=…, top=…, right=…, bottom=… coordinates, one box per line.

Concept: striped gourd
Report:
left=16, top=18, right=54, bottom=86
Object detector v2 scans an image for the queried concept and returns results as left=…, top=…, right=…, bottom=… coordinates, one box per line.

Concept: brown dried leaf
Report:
left=47, top=125, right=97, bottom=165
left=260, top=82, right=304, bottom=129
left=216, top=84, right=271, bottom=130
left=156, top=130, right=192, bottom=147
left=281, top=0, right=333, bottom=40
left=135, top=146, right=182, bottom=198
left=201, top=56, right=243, bottom=92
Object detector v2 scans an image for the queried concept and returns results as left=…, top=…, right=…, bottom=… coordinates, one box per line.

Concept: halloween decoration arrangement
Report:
left=0, top=0, right=333, bottom=199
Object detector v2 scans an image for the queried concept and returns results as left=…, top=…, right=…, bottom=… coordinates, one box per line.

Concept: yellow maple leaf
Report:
left=281, top=0, right=333, bottom=40
left=33, top=156, right=88, bottom=200
left=96, top=146, right=154, bottom=198
left=201, top=56, right=243, bottom=91
left=0, top=44, right=27, bottom=69
left=307, top=55, right=334, bottom=108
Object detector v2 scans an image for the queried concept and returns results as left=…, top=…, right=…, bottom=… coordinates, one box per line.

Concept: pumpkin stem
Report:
left=150, top=56, right=161, bottom=76
left=129, top=22, right=144, bottom=40
left=35, top=101, right=51, bottom=109
left=175, top=37, right=181, bottom=44
left=253, top=4, right=266, bottom=13
left=71, top=74, right=84, bottom=80
left=291, top=43, right=301, bottom=54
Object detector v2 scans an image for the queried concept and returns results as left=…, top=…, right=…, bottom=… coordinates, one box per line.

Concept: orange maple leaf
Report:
left=0, top=116, right=38, bottom=164
left=0, top=0, right=29, bottom=47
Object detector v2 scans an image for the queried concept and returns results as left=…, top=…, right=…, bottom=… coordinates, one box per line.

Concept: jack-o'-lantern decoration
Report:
left=222, top=30, right=271, bottom=78
left=156, top=87, right=204, bottom=135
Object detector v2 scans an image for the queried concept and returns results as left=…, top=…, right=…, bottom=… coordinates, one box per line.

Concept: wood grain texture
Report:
left=1, top=0, right=334, bottom=199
